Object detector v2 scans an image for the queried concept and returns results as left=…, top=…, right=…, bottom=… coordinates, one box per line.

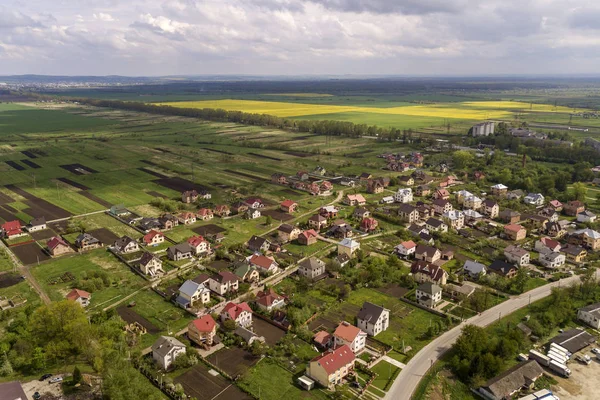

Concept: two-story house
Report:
left=114, top=236, right=139, bottom=253
left=416, top=282, right=443, bottom=308
left=483, top=199, right=500, bottom=219
left=188, top=314, right=217, bottom=346
left=306, top=345, right=355, bottom=389
left=356, top=302, right=389, bottom=337
left=333, top=321, right=367, bottom=353
left=504, top=245, right=530, bottom=267
left=208, top=271, right=239, bottom=295
left=176, top=280, right=211, bottom=309
left=298, top=257, right=327, bottom=280
left=398, top=204, right=419, bottom=223
left=220, top=302, right=253, bottom=327
left=411, top=260, right=448, bottom=285
left=187, top=235, right=211, bottom=255
left=394, top=240, right=417, bottom=257
left=152, top=336, right=186, bottom=370
left=139, top=252, right=164, bottom=277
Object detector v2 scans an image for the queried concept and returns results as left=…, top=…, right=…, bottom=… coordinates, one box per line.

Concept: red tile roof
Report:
left=256, top=288, right=283, bottom=307
left=66, top=288, right=90, bottom=301
left=222, top=302, right=252, bottom=320
left=333, top=321, right=363, bottom=343
left=143, top=230, right=163, bottom=244
left=197, top=208, right=213, bottom=216
left=540, top=237, right=560, bottom=249
left=311, top=344, right=355, bottom=375
left=188, top=235, right=207, bottom=247
left=249, top=254, right=276, bottom=270
left=313, top=331, right=332, bottom=345
left=2, top=220, right=22, bottom=236
left=299, top=229, right=318, bottom=240
left=191, top=314, right=216, bottom=332
left=505, top=224, right=524, bottom=233
left=281, top=199, right=296, bottom=208
left=400, top=240, right=417, bottom=249
left=47, top=236, right=69, bottom=251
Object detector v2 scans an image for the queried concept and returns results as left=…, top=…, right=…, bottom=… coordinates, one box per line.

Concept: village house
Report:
left=478, top=360, right=544, bottom=400
left=176, top=280, right=210, bottom=308
left=411, top=260, right=448, bottom=285
left=394, top=188, right=413, bottom=203
left=247, top=235, right=271, bottom=252
left=432, top=199, right=453, bottom=215
left=455, top=190, right=473, bottom=205
left=1, top=220, right=23, bottom=238
left=549, top=199, right=563, bottom=211
left=398, top=175, right=414, bottom=186
left=425, top=217, right=448, bottom=233
left=298, top=257, right=327, bottom=280
left=538, top=207, right=559, bottom=222
left=338, top=238, right=360, bottom=258
left=152, top=336, right=186, bottom=370
left=416, top=282, right=443, bottom=308
left=394, top=240, right=417, bottom=257
left=535, top=237, right=561, bottom=254
left=232, top=202, right=248, bottom=215
left=528, top=215, right=549, bottom=231
left=360, top=217, right=379, bottom=233
left=463, top=209, right=483, bottom=224
left=26, top=217, right=46, bottom=232
left=483, top=199, right=500, bottom=219
left=490, top=183, right=508, bottom=197
left=214, top=205, right=231, bottom=217
left=578, top=303, right=600, bottom=329
left=255, top=288, right=285, bottom=312
left=438, top=175, right=456, bottom=188
left=196, top=208, right=213, bottom=221
left=306, top=345, right=355, bottom=389
left=499, top=210, right=521, bottom=224
left=220, top=302, right=253, bottom=327
left=297, top=171, right=309, bottom=181
left=47, top=236, right=72, bottom=256
left=540, top=252, right=566, bottom=269
left=188, top=315, right=217, bottom=346
left=74, top=233, right=102, bottom=251
left=414, top=244, right=442, bottom=263
left=463, top=194, right=483, bottom=211
left=167, top=243, right=193, bottom=261
left=138, top=217, right=161, bottom=232
left=366, top=179, right=384, bottom=194
left=278, top=223, right=302, bottom=243
left=234, top=264, right=260, bottom=283
left=158, top=214, right=179, bottom=230
left=328, top=220, right=353, bottom=240
left=280, top=199, right=298, bottom=213
left=463, top=260, right=487, bottom=279
left=114, top=236, right=139, bottom=253
left=442, top=210, right=464, bottom=230
left=416, top=185, right=432, bottom=197
left=577, top=210, right=597, bottom=223
left=433, top=188, right=450, bottom=200
left=143, top=230, right=164, bottom=247
left=504, top=245, right=530, bottom=267
left=562, top=245, right=587, bottom=263
left=308, top=214, right=328, bottom=231
left=572, top=228, right=600, bottom=250
left=564, top=200, right=585, bottom=216
left=139, top=252, right=164, bottom=277
left=248, top=254, right=280, bottom=275
left=397, top=204, right=419, bottom=223
left=524, top=193, right=545, bottom=206
left=333, top=321, right=367, bottom=353
left=380, top=196, right=394, bottom=204
left=353, top=207, right=370, bottom=220
left=488, top=260, right=518, bottom=279
left=208, top=271, right=239, bottom=295
left=181, top=190, right=198, bottom=204
left=245, top=197, right=265, bottom=209
left=246, top=208, right=261, bottom=219
left=340, top=178, right=357, bottom=187
left=187, top=236, right=211, bottom=255
left=504, top=224, right=526, bottom=241
left=298, top=229, right=319, bottom=246
left=320, top=205, right=339, bottom=219
left=66, top=288, right=91, bottom=307
left=271, top=173, right=288, bottom=185
left=344, top=194, right=367, bottom=206
left=356, top=302, right=389, bottom=337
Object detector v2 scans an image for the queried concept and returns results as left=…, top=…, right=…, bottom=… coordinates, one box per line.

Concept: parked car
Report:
left=39, top=374, right=52, bottom=381
left=33, top=393, right=41, bottom=400
left=49, top=376, right=63, bottom=383
left=592, top=348, right=600, bottom=355
left=576, top=354, right=591, bottom=365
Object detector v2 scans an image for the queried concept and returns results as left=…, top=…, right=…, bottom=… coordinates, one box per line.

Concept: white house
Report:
left=539, top=252, right=566, bottom=269
left=333, top=321, right=367, bottom=353
left=394, top=240, right=417, bottom=257
left=416, top=282, right=442, bottom=308
left=463, top=260, right=487, bottom=279
left=248, top=254, right=280, bottom=275
left=442, top=210, right=465, bottom=230
left=221, top=302, right=253, bottom=327
left=176, top=280, right=211, bottom=309
left=535, top=237, right=561, bottom=254
left=464, top=195, right=483, bottom=211
left=524, top=193, right=545, bottom=206
left=298, top=257, right=327, bottom=280
left=356, top=302, right=389, bottom=337
left=578, top=303, right=600, bottom=329
left=504, top=245, right=530, bottom=267
left=139, top=252, right=164, bottom=277
left=208, top=271, right=239, bottom=295
left=577, top=210, right=597, bottom=223
left=152, top=336, right=186, bottom=370
left=394, top=188, right=413, bottom=203
left=338, top=238, right=360, bottom=258
left=26, top=217, right=47, bottom=232
left=114, top=236, right=139, bottom=253
left=246, top=209, right=262, bottom=219
left=66, top=289, right=91, bottom=307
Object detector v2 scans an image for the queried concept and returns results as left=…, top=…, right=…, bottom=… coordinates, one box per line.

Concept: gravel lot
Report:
left=553, top=350, right=600, bottom=399
left=22, top=375, right=66, bottom=399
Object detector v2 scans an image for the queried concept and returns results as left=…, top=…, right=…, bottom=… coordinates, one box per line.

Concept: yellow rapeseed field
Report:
left=158, top=99, right=573, bottom=120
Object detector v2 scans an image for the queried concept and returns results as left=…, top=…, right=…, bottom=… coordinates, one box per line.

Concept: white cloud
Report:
left=1, top=0, right=599, bottom=75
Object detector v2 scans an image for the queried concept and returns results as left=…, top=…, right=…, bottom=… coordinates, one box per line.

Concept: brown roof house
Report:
left=411, top=260, right=448, bottom=285
left=278, top=223, right=302, bottom=243
left=478, top=360, right=544, bottom=400
left=298, top=257, right=326, bottom=280
left=298, top=229, right=319, bottom=246
left=66, top=288, right=91, bottom=307
left=504, top=224, right=526, bottom=241
left=47, top=236, right=73, bottom=256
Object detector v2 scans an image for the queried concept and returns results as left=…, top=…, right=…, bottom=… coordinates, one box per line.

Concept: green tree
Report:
left=72, top=366, right=82, bottom=385
left=571, top=182, right=588, bottom=201
left=452, top=150, right=474, bottom=169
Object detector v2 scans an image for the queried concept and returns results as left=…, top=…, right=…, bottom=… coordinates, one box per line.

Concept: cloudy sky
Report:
left=1, top=0, right=599, bottom=76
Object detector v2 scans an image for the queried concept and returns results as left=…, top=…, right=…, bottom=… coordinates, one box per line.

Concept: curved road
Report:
left=385, top=274, right=583, bottom=400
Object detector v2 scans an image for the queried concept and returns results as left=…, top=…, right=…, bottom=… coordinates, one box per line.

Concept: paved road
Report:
left=385, top=275, right=583, bottom=400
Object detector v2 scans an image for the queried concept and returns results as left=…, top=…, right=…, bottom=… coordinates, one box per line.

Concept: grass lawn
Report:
left=238, top=359, right=330, bottom=400
left=370, top=360, right=400, bottom=392
left=31, top=249, right=147, bottom=306
left=0, top=248, right=14, bottom=272
left=80, top=213, right=142, bottom=238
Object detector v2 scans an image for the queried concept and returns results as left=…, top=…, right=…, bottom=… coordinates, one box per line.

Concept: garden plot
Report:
left=207, top=347, right=259, bottom=378
left=174, top=364, right=252, bottom=400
